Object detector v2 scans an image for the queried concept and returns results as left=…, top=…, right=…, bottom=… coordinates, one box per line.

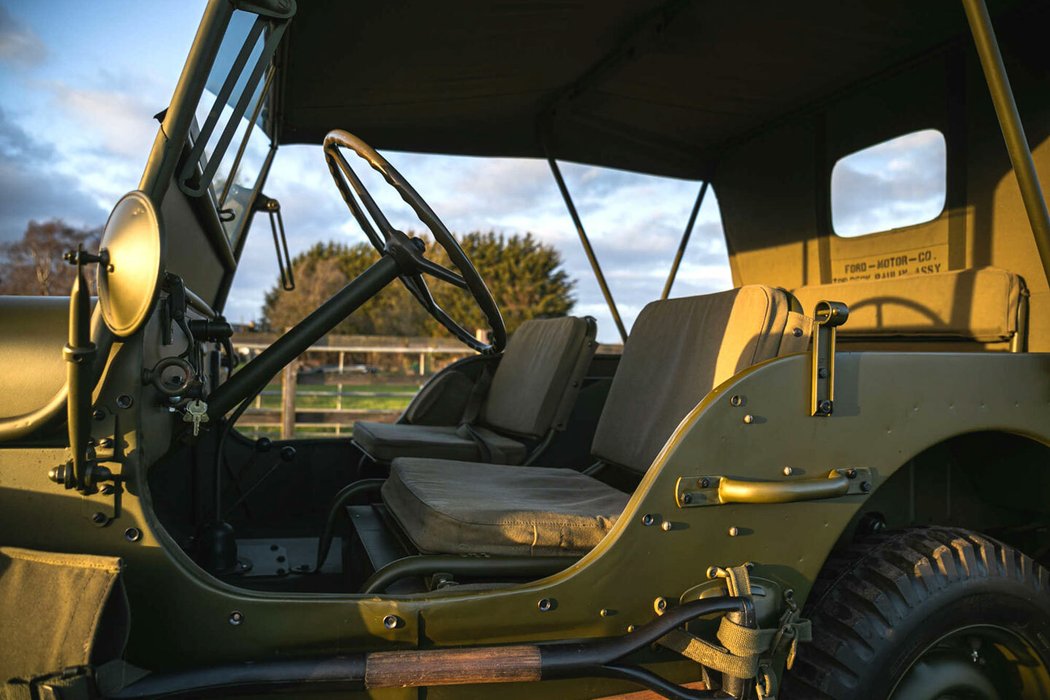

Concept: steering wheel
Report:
left=323, top=129, right=506, bottom=354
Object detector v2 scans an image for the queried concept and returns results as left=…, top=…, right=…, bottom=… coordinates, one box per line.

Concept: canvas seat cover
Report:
left=384, top=286, right=810, bottom=556
left=382, top=460, right=630, bottom=556
left=354, top=316, right=595, bottom=464
left=353, top=422, right=528, bottom=464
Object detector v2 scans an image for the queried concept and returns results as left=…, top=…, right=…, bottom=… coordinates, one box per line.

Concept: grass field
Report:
left=238, top=382, right=422, bottom=438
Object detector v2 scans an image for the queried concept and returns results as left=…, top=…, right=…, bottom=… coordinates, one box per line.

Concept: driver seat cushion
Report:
left=352, top=421, right=528, bottom=464
left=382, top=459, right=630, bottom=556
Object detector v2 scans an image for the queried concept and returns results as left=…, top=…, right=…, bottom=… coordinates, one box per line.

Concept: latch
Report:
left=810, top=300, right=849, bottom=416
left=675, top=467, right=873, bottom=507
left=256, top=194, right=295, bottom=291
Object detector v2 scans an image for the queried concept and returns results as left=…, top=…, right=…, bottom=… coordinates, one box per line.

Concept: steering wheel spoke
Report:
left=323, top=129, right=507, bottom=354
left=327, top=147, right=397, bottom=239
left=415, top=256, right=467, bottom=289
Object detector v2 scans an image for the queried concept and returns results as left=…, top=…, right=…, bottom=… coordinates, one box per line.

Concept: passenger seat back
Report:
left=591, top=286, right=810, bottom=474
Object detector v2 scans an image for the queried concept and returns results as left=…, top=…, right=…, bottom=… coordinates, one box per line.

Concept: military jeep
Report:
left=3, top=1, right=1050, bottom=698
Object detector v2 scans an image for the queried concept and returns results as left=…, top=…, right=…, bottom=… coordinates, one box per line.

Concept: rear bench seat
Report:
left=792, top=267, right=1028, bottom=352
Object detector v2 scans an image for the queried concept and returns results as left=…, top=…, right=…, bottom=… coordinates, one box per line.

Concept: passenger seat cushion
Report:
left=354, top=422, right=527, bottom=464
left=792, top=267, right=1023, bottom=342
left=481, top=316, right=596, bottom=437
left=591, top=286, right=805, bottom=474
left=382, top=459, right=631, bottom=556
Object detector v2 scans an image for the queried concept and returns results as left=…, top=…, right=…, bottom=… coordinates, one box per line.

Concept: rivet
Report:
left=861, top=481, right=872, bottom=493
left=680, top=493, right=692, bottom=505
left=783, top=466, right=794, bottom=476
left=116, top=395, right=134, bottom=409
left=100, top=484, right=115, bottom=496
left=641, top=514, right=656, bottom=526
left=729, top=395, right=743, bottom=407
left=537, top=598, right=554, bottom=612
left=653, top=597, right=668, bottom=615
left=846, top=469, right=858, bottom=479
left=124, top=527, right=142, bottom=542
left=699, top=477, right=710, bottom=488
left=819, top=400, right=833, bottom=414
left=91, top=512, right=107, bottom=526
left=228, top=611, right=243, bottom=626
left=383, top=614, right=402, bottom=629
left=818, top=367, right=828, bottom=379
left=742, top=414, right=754, bottom=424
left=92, top=409, right=106, bottom=421
left=98, top=438, right=114, bottom=449
left=600, top=608, right=612, bottom=617
left=660, top=521, right=673, bottom=531
left=626, top=624, right=636, bottom=633
left=728, top=526, right=740, bottom=537
left=792, top=327, right=803, bottom=338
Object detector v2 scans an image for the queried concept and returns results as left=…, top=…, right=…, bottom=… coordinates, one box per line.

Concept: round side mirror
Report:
left=97, top=191, right=164, bottom=337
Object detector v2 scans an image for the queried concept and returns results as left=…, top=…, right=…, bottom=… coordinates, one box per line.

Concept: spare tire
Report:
left=781, top=527, right=1050, bottom=699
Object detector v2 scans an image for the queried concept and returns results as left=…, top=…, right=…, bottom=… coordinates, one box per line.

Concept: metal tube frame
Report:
left=546, top=157, right=629, bottom=342
left=661, top=181, right=709, bottom=300
left=962, top=0, right=1050, bottom=281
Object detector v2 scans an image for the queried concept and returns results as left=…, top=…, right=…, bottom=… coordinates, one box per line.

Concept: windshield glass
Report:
left=190, top=9, right=275, bottom=249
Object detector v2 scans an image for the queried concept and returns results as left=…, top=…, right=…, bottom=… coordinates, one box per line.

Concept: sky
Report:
left=0, top=1, right=943, bottom=343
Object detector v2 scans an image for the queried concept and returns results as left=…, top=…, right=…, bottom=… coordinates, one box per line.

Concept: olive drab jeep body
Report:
left=2, top=1, right=1050, bottom=698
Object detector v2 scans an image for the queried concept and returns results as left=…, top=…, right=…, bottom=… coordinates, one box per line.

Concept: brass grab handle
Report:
left=676, top=468, right=872, bottom=508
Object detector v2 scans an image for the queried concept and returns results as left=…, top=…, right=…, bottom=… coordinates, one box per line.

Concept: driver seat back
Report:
left=353, top=315, right=597, bottom=464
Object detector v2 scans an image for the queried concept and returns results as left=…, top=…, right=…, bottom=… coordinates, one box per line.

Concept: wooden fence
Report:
left=234, top=339, right=475, bottom=438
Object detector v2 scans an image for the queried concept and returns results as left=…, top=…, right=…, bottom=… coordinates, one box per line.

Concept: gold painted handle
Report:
left=675, top=468, right=872, bottom=507
left=718, top=471, right=848, bottom=504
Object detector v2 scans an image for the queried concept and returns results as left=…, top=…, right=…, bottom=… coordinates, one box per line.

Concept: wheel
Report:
left=781, top=527, right=1050, bottom=699
left=323, top=129, right=506, bottom=354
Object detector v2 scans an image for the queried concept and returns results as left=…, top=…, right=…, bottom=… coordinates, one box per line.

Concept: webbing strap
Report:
left=659, top=628, right=759, bottom=679
left=460, top=365, right=493, bottom=426
left=717, top=617, right=777, bottom=657
left=457, top=365, right=507, bottom=463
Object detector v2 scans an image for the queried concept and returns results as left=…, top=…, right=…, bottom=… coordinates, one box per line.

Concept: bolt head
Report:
left=91, top=511, right=107, bottom=525
left=116, top=394, right=134, bottom=409
left=792, top=327, right=803, bottom=338
left=783, top=466, right=794, bottom=476
left=819, top=400, right=833, bottom=414
left=653, top=597, right=667, bottom=614
left=537, top=598, right=554, bottom=612
left=728, top=526, right=740, bottom=537
left=681, top=493, right=692, bottom=504
left=743, top=414, right=754, bottom=424
left=92, top=409, right=106, bottom=421
left=699, top=477, right=710, bottom=488
left=124, top=527, right=142, bottom=542
left=729, top=395, right=743, bottom=407
left=860, top=481, right=872, bottom=493
left=228, top=611, right=243, bottom=626
left=383, top=614, right=402, bottom=629
left=660, top=520, right=672, bottom=531
left=641, top=514, right=655, bottom=526
left=846, top=468, right=858, bottom=479
left=600, top=608, right=611, bottom=617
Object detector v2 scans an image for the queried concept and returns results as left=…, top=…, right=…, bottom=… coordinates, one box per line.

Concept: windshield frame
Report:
left=137, top=0, right=294, bottom=312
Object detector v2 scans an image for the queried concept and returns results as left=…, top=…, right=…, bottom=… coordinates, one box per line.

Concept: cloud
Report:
left=831, top=129, right=946, bottom=237
left=0, top=107, right=107, bottom=240
left=0, top=6, right=45, bottom=67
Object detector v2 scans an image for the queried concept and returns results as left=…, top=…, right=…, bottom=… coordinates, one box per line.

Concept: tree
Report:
left=0, top=219, right=101, bottom=295
left=261, top=232, right=575, bottom=337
